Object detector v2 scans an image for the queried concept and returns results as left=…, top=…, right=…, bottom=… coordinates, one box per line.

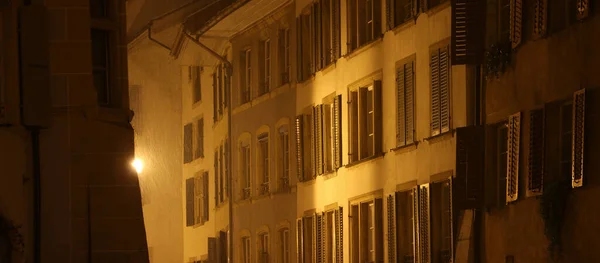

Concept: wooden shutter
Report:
left=203, top=172, right=209, bottom=222
left=198, top=118, right=204, bottom=158
left=532, top=0, right=547, bottom=38
left=375, top=198, right=384, bottom=263
left=387, top=195, right=396, bottom=263
left=258, top=41, right=266, bottom=95
left=208, top=237, right=217, bottom=263
left=430, top=49, right=441, bottom=136
left=296, top=115, right=305, bottom=182
left=224, top=68, right=229, bottom=108
left=213, top=73, right=218, bottom=121
left=419, top=184, right=430, bottom=263
left=572, top=89, right=585, bottom=188
left=332, top=0, right=341, bottom=59
left=373, top=0, right=382, bottom=37
left=310, top=108, right=317, bottom=178
left=411, top=187, right=420, bottom=263
left=455, top=126, right=485, bottom=209
left=316, top=213, right=323, bottom=263
left=184, top=123, right=193, bottom=163
left=312, top=215, right=317, bottom=263
left=225, top=139, right=229, bottom=196
left=528, top=109, right=544, bottom=195
left=185, top=178, right=195, bottom=226
left=386, top=0, right=393, bottom=30
left=405, top=61, right=415, bottom=144
left=506, top=112, right=521, bottom=203
left=296, top=16, right=304, bottom=82
left=348, top=0, right=357, bottom=51
left=333, top=95, right=342, bottom=168
left=349, top=91, right=359, bottom=163
left=350, top=204, right=359, bottom=263
left=315, top=105, right=324, bottom=175
left=214, top=151, right=219, bottom=205
left=219, top=231, right=227, bottom=263
left=510, top=0, right=522, bottom=48
left=451, top=0, right=486, bottom=65
left=315, top=2, right=323, bottom=72
left=335, top=207, right=343, bottom=263
left=396, top=65, right=406, bottom=147
left=420, top=0, right=427, bottom=12
left=439, top=47, right=450, bottom=134
left=576, top=0, right=589, bottom=20
left=373, top=80, right=383, bottom=155
left=297, top=218, right=304, bottom=263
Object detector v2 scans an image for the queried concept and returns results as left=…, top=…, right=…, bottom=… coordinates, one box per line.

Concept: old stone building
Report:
left=0, top=0, right=148, bottom=262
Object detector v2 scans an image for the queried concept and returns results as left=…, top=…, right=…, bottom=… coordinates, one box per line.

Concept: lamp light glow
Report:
left=132, top=158, right=144, bottom=174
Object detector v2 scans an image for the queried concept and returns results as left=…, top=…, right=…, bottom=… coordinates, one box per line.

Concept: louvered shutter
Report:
left=532, top=0, right=547, bottom=38
left=316, top=213, right=323, bottom=263
left=411, top=187, right=420, bottom=263
left=214, top=151, right=219, bottom=205
left=572, top=89, right=585, bottom=188
left=439, top=47, right=450, bottom=134
left=213, top=73, right=218, bottom=121
left=374, top=0, right=383, bottom=37
left=576, top=0, right=589, bottom=20
left=297, top=218, right=304, bottom=263
left=375, top=198, right=384, bottom=263
left=430, top=49, right=441, bottom=136
left=218, top=65, right=224, bottom=113
left=296, top=115, right=305, bottom=182
left=510, top=0, right=522, bottom=48
left=528, top=109, right=544, bottom=195
left=373, top=80, right=383, bottom=155
left=386, top=0, right=393, bottom=30
left=224, top=139, right=229, bottom=196
left=198, top=118, right=204, bottom=158
left=387, top=195, right=396, bottom=263
left=397, top=66, right=406, bottom=147
left=184, top=124, right=193, bottom=163
left=506, top=112, right=521, bottom=203
left=444, top=179, right=454, bottom=262
left=203, top=172, right=209, bottom=222
left=278, top=29, right=285, bottom=84
left=405, top=61, right=415, bottom=144
left=451, top=0, right=486, bottom=65
left=333, top=95, right=342, bottom=168
left=455, top=126, right=485, bottom=209
left=224, top=68, right=229, bottom=108
left=315, top=2, right=323, bottom=72
left=349, top=91, right=359, bottom=163
left=332, top=0, right=341, bottom=59
left=419, top=184, right=430, bottom=263
left=335, top=207, right=343, bottom=263
left=310, top=108, right=317, bottom=178
left=316, top=105, right=324, bottom=175
left=185, top=178, right=194, bottom=226
left=312, top=215, right=317, bottom=263
left=297, top=17, right=304, bottom=82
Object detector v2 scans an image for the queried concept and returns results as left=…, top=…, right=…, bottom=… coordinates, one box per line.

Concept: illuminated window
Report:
left=257, top=133, right=270, bottom=195
left=350, top=198, right=383, bottom=263
left=242, top=236, right=251, bottom=263
left=348, top=81, right=382, bottom=163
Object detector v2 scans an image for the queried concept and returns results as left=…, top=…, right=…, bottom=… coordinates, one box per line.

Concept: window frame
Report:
left=257, top=132, right=270, bottom=195
left=395, top=55, right=416, bottom=147
left=348, top=78, right=382, bottom=164
left=90, top=0, right=120, bottom=107
left=277, top=124, right=291, bottom=191
left=239, top=137, right=252, bottom=200
left=349, top=196, right=383, bottom=263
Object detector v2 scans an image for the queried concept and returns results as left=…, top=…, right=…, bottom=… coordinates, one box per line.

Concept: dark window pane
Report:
left=90, top=0, right=108, bottom=18
left=94, top=71, right=109, bottom=104
left=91, top=29, right=109, bottom=68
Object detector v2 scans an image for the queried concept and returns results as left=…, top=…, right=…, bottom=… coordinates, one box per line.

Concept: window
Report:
left=396, top=58, right=415, bottom=147
left=240, top=141, right=251, bottom=200
left=242, top=236, right=251, bottom=263
left=215, top=140, right=229, bottom=205
left=241, top=49, right=252, bottom=104
left=278, top=126, right=290, bottom=191
left=90, top=0, right=118, bottom=106
left=325, top=211, right=336, bottom=263
left=296, top=113, right=314, bottom=182
left=348, top=81, right=382, bottom=163
left=498, top=0, right=511, bottom=43
left=528, top=109, right=544, bottom=195
left=388, top=0, right=414, bottom=29
left=312, top=95, right=343, bottom=174
left=195, top=118, right=204, bottom=159
left=297, top=209, right=343, bottom=263
left=430, top=45, right=450, bottom=136
left=278, top=29, right=291, bottom=85
left=388, top=188, right=418, bottom=263
left=506, top=113, right=521, bottom=203
left=350, top=198, right=383, bottom=263
left=213, top=62, right=228, bottom=122
left=320, top=0, right=341, bottom=66
left=297, top=215, right=315, bottom=263
left=259, top=39, right=271, bottom=95
left=184, top=123, right=193, bottom=163
left=572, top=89, right=585, bottom=188
left=185, top=172, right=209, bottom=227
left=259, top=233, right=269, bottom=263
left=258, top=133, right=270, bottom=195
left=430, top=180, right=453, bottom=263
left=190, top=66, right=202, bottom=104
left=496, top=0, right=521, bottom=48
left=280, top=229, right=290, bottom=263
left=347, top=0, right=381, bottom=52
left=497, top=122, right=509, bottom=205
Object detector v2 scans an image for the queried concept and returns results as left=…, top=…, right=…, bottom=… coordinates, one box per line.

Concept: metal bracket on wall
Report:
left=184, top=32, right=232, bottom=74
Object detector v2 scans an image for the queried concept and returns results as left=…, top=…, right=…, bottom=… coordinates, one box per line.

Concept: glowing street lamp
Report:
left=131, top=158, right=144, bottom=174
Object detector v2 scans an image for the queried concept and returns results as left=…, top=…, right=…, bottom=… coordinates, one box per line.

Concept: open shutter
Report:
left=312, top=215, right=318, bottom=263
left=532, top=0, right=547, bottom=38
left=224, top=68, right=229, bottom=108
left=387, top=195, right=396, bottom=263
left=203, top=172, right=209, bottom=222
left=506, top=112, right=521, bottom=203
left=184, top=124, right=193, bottom=163
left=348, top=0, right=357, bottom=52
left=405, top=61, right=415, bottom=144
left=296, top=115, right=305, bottom=182
left=419, top=184, right=430, bottom=263
left=510, top=0, right=523, bottom=48
left=213, top=73, right=218, bottom=121
left=335, top=207, right=343, bottom=263
left=214, top=151, right=219, bottom=205
left=258, top=41, right=266, bottom=95
left=316, top=213, right=323, bottom=263
left=296, top=16, right=304, bottom=82
left=316, top=105, right=324, bottom=175
left=455, top=126, right=485, bottom=209
left=185, top=178, right=194, bottom=226
left=198, top=118, right=204, bottom=158
left=572, top=89, right=585, bottom=188
left=439, top=47, right=450, bottom=134
left=528, top=109, right=544, bottom=195
left=349, top=91, right=359, bottom=163
left=278, top=29, right=286, bottom=84
left=386, top=0, right=393, bottom=30
left=373, top=0, right=382, bottom=37
left=297, top=218, right=304, bottom=263
left=310, top=108, right=317, bottom=178
left=333, top=95, right=342, bottom=168
left=576, top=0, right=589, bottom=20
left=430, top=49, right=441, bottom=136
left=375, top=198, right=384, bottom=263
left=396, top=66, right=406, bottom=147
left=373, top=80, right=383, bottom=154
left=451, top=0, right=486, bottom=65
left=411, top=187, right=420, bottom=263
left=332, top=0, right=341, bottom=59
left=315, top=2, right=323, bottom=72
left=350, top=205, right=359, bottom=263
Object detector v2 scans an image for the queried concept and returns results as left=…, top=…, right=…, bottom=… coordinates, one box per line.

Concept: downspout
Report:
left=147, top=22, right=172, bottom=52
left=184, top=31, right=234, bottom=263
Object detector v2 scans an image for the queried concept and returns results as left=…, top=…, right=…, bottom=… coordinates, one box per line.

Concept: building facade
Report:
left=0, top=0, right=148, bottom=262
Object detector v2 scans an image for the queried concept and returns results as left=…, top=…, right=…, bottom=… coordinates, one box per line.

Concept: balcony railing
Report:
left=260, top=182, right=270, bottom=195
left=242, top=187, right=251, bottom=200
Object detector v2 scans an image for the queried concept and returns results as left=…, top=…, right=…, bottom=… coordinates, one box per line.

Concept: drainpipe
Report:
left=184, top=31, right=234, bottom=263
left=147, top=22, right=172, bottom=52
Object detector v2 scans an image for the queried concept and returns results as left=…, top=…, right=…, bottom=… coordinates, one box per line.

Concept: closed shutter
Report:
left=375, top=198, right=384, bottom=263
left=297, top=218, right=304, bottom=263
left=332, top=0, right=341, bottom=59
left=335, top=207, right=343, bottom=263
left=296, top=17, right=304, bottom=82
left=219, top=231, right=227, bottom=263
left=373, top=0, right=382, bottom=38
left=386, top=0, right=393, bottom=30
left=197, top=118, right=204, bottom=158
left=213, top=73, right=218, bottom=121
left=532, top=0, right=547, bottom=38
left=405, top=61, right=415, bottom=144
left=224, top=139, right=229, bottom=196
left=396, top=65, right=406, bottom=147
left=528, top=109, right=544, bottom=195
left=506, top=112, right=521, bottom=203
left=411, top=187, right=419, bottom=263
left=185, top=178, right=194, bottom=226
left=214, top=151, right=219, bottom=205
left=576, top=0, right=589, bottom=20
left=455, top=126, right=485, bottom=209
left=316, top=105, right=324, bottom=175
left=510, top=0, right=522, bottom=48
left=316, top=213, right=323, bottom=263
left=387, top=195, right=396, bottom=263
left=373, top=80, right=383, bottom=155
left=296, top=115, right=305, bottom=182
left=430, top=49, right=441, bottom=136
left=184, top=124, right=193, bottom=163
left=310, top=108, right=317, bottom=178
left=451, top=0, right=486, bottom=65
left=439, top=47, right=450, bottom=134
left=419, top=184, right=430, bottom=263
left=203, top=172, right=209, bottom=222
left=348, top=0, right=357, bottom=51
left=333, top=95, right=342, bottom=168
left=572, top=89, right=585, bottom=188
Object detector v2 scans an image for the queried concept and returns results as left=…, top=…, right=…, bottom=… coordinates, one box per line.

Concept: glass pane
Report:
left=93, top=70, right=109, bottom=105
left=91, top=29, right=109, bottom=68
left=90, top=0, right=108, bottom=18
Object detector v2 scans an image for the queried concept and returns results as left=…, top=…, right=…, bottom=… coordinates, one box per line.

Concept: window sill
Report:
left=321, top=170, right=338, bottom=180
left=320, top=62, right=337, bottom=76
left=390, top=141, right=418, bottom=153
left=192, top=100, right=202, bottom=109
left=345, top=152, right=385, bottom=169
left=344, top=37, right=383, bottom=61
left=297, top=75, right=315, bottom=86
left=391, top=18, right=416, bottom=35
left=424, top=130, right=454, bottom=144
